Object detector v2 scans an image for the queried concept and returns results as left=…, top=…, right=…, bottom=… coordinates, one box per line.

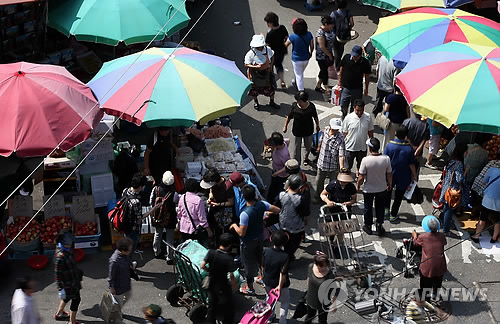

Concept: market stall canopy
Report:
left=88, top=47, right=252, bottom=127
left=0, top=62, right=102, bottom=157
left=361, top=0, right=473, bottom=13
left=48, top=0, right=190, bottom=46
left=371, top=8, right=500, bottom=68
left=396, top=41, right=500, bottom=134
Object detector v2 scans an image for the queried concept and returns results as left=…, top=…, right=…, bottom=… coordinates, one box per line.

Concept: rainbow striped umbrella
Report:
left=88, top=47, right=252, bottom=127
left=372, top=8, right=500, bottom=68
left=396, top=42, right=500, bottom=134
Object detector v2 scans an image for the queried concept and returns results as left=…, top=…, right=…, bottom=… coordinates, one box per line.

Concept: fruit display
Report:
left=6, top=217, right=40, bottom=242
left=74, top=221, right=98, bottom=237
left=41, top=216, right=72, bottom=245
left=450, top=125, right=459, bottom=136
left=485, top=135, right=500, bottom=160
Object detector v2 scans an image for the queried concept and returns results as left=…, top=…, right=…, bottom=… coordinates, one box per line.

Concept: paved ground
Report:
left=1, top=1, right=500, bottom=324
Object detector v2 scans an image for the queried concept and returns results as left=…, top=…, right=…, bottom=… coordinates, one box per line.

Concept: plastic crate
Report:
left=73, top=215, right=101, bottom=250
left=8, top=250, right=40, bottom=260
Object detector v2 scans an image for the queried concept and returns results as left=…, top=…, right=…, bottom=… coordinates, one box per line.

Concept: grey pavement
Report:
left=1, top=1, right=499, bottom=324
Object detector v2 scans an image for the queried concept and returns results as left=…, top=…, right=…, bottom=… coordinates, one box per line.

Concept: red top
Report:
left=414, top=232, right=447, bottom=278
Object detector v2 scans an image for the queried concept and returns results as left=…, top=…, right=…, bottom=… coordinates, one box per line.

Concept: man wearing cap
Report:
left=342, top=99, right=374, bottom=174
left=227, top=172, right=263, bottom=220
left=230, top=185, right=280, bottom=295
left=337, top=45, right=372, bottom=118
left=384, top=127, right=417, bottom=222
left=149, top=171, right=178, bottom=261
left=357, top=137, right=392, bottom=236
left=315, top=118, right=345, bottom=201
left=245, top=34, right=279, bottom=110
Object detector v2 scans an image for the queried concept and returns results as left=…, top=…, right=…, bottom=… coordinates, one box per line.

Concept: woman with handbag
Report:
left=244, top=34, right=279, bottom=110
left=439, top=144, right=467, bottom=234
left=177, top=179, right=212, bottom=246
left=314, top=16, right=335, bottom=93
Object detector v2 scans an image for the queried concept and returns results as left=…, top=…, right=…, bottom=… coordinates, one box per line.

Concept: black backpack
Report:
left=334, top=10, right=351, bottom=42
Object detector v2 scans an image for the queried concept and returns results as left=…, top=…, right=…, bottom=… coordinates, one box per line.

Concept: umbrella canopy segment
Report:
left=372, top=8, right=500, bottom=68
left=48, top=0, right=190, bottom=46
left=0, top=62, right=102, bottom=157
left=361, top=0, right=445, bottom=13
left=88, top=47, right=252, bottom=127
left=396, top=42, right=500, bottom=134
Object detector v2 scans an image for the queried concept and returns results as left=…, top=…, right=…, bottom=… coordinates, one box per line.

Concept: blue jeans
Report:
left=363, top=191, right=387, bottom=227
left=443, top=203, right=454, bottom=232
left=340, top=87, right=363, bottom=118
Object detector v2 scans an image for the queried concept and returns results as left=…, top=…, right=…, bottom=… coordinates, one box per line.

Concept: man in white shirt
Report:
left=357, top=137, right=392, bottom=236
left=11, top=276, right=40, bottom=324
left=341, top=99, right=374, bottom=175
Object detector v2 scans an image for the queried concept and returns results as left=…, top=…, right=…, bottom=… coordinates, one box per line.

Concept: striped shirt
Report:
left=317, top=127, right=345, bottom=172
left=472, top=160, right=500, bottom=196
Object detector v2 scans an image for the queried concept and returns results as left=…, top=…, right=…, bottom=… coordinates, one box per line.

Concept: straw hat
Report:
left=337, top=173, right=354, bottom=183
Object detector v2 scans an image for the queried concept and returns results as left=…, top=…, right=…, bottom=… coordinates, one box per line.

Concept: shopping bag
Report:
left=375, top=112, right=391, bottom=131
left=100, top=291, right=121, bottom=323
left=330, top=85, right=341, bottom=106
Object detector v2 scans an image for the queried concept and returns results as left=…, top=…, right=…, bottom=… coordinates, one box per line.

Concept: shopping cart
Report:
left=165, top=240, right=242, bottom=323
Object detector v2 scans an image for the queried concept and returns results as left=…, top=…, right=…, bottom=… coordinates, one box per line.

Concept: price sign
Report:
left=10, top=196, right=33, bottom=217
left=43, top=195, right=65, bottom=219
left=71, top=196, right=95, bottom=223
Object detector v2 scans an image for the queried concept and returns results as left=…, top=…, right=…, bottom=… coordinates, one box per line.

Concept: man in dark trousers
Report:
left=201, top=233, right=237, bottom=324
left=108, top=237, right=134, bottom=323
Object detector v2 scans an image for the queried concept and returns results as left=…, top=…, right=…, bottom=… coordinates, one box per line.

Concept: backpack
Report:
left=108, top=196, right=131, bottom=233
left=151, top=187, right=173, bottom=227
left=334, top=10, right=352, bottom=42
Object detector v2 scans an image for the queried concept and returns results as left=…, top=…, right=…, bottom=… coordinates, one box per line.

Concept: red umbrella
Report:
left=0, top=62, right=102, bottom=157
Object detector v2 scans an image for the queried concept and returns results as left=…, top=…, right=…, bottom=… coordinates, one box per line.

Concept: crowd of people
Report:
left=9, top=2, right=500, bottom=324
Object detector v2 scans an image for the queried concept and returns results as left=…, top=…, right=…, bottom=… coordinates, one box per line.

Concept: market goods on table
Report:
left=7, top=217, right=40, bottom=242
left=41, top=216, right=72, bottom=246
left=203, top=125, right=232, bottom=139
left=486, top=135, right=500, bottom=160
left=205, top=138, right=237, bottom=153
left=74, top=221, right=98, bottom=237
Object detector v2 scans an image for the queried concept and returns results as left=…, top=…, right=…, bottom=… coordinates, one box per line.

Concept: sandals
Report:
left=255, top=276, right=265, bottom=288
left=253, top=103, right=260, bottom=110
left=303, top=158, right=311, bottom=166
left=54, top=312, right=70, bottom=321
left=240, top=285, right=256, bottom=296
left=314, top=87, right=326, bottom=93
left=281, top=82, right=287, bottom=89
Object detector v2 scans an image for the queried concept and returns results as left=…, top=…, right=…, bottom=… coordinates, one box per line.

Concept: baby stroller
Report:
left=395, top=238, right=421, bottom=278
left=239, top=289, right=280, bottom=324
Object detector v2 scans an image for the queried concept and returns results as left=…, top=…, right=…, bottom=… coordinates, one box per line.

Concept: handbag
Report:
left=184, top=195, right=209, bottom=242
left=444, top=164, right=462, bottom=209
left=375, top=112, right=391, bottom=131
left=100, top=291, right=121, bottom=323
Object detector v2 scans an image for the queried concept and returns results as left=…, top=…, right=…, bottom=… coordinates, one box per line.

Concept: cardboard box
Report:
left=91, top=173, right=114, bottom=207
left=81, top=139, right=114, bottom=163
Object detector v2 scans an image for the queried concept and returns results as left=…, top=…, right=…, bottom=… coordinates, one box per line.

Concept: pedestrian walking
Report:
left=440, top=144, right=466, bottom=234
left=315, top=16, right=335, bottom=93
left=382, top=86, right=410, bottom=150
left=358, top=138, right=392, bottom=236
left=304, top=253, right=335, bottom=324
left=320, top=172, right=357, bottom=214
left=108, top=237, right=134, bottom=323
left=462, top=135, right=490, bottom=207
left=315, top=118, right=345, bottom=200
left=330, top=0, right=354, bottom=71
left=11, top=276, right=40, bottom=324
left=54, top=230, right=82, bottom=324
left=267, top=132, right=290, bottom=203
left=144, top=127, right=178, bottom=184
left=142, top=304, right=173, bottom=324
left=283, top=91, right=320, bottom=166
left=245, top=34, right=279, bottom=110
left=230, top=185, right=280, bottom=295
left=471, top=165, right=500, bottom=244
left=278, top=174, right=309, bottom=259
left=402, top=113, right=430, bottom=175
left=411, top=217, right=447, bottom=299
left=201, top=233, right=238, bottom=324
left=264, top=12, right=289, bottom=89
left=384, top=127, right=417, bottom=222
left=262, top=230, right=290, bottom=324
left=284, top=159, right=312, bottom=211
left=201, top=169, right=235, bottom=240
left=177, top=178, right=212, bottom=244
left=373, top=55, right=397, bottom=115
left=341, top=99, right=374, bottom=173
left=122, top=173, right=147, bottom=256
left=285, top=18, right=314, bottom=91
left=337, top=46, right=371, bottom=118
left=425, top=119, right=444, bottom=170
left=472, top=150, right=500, bottom=218
left=149, top=171, right=177, bottom=262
